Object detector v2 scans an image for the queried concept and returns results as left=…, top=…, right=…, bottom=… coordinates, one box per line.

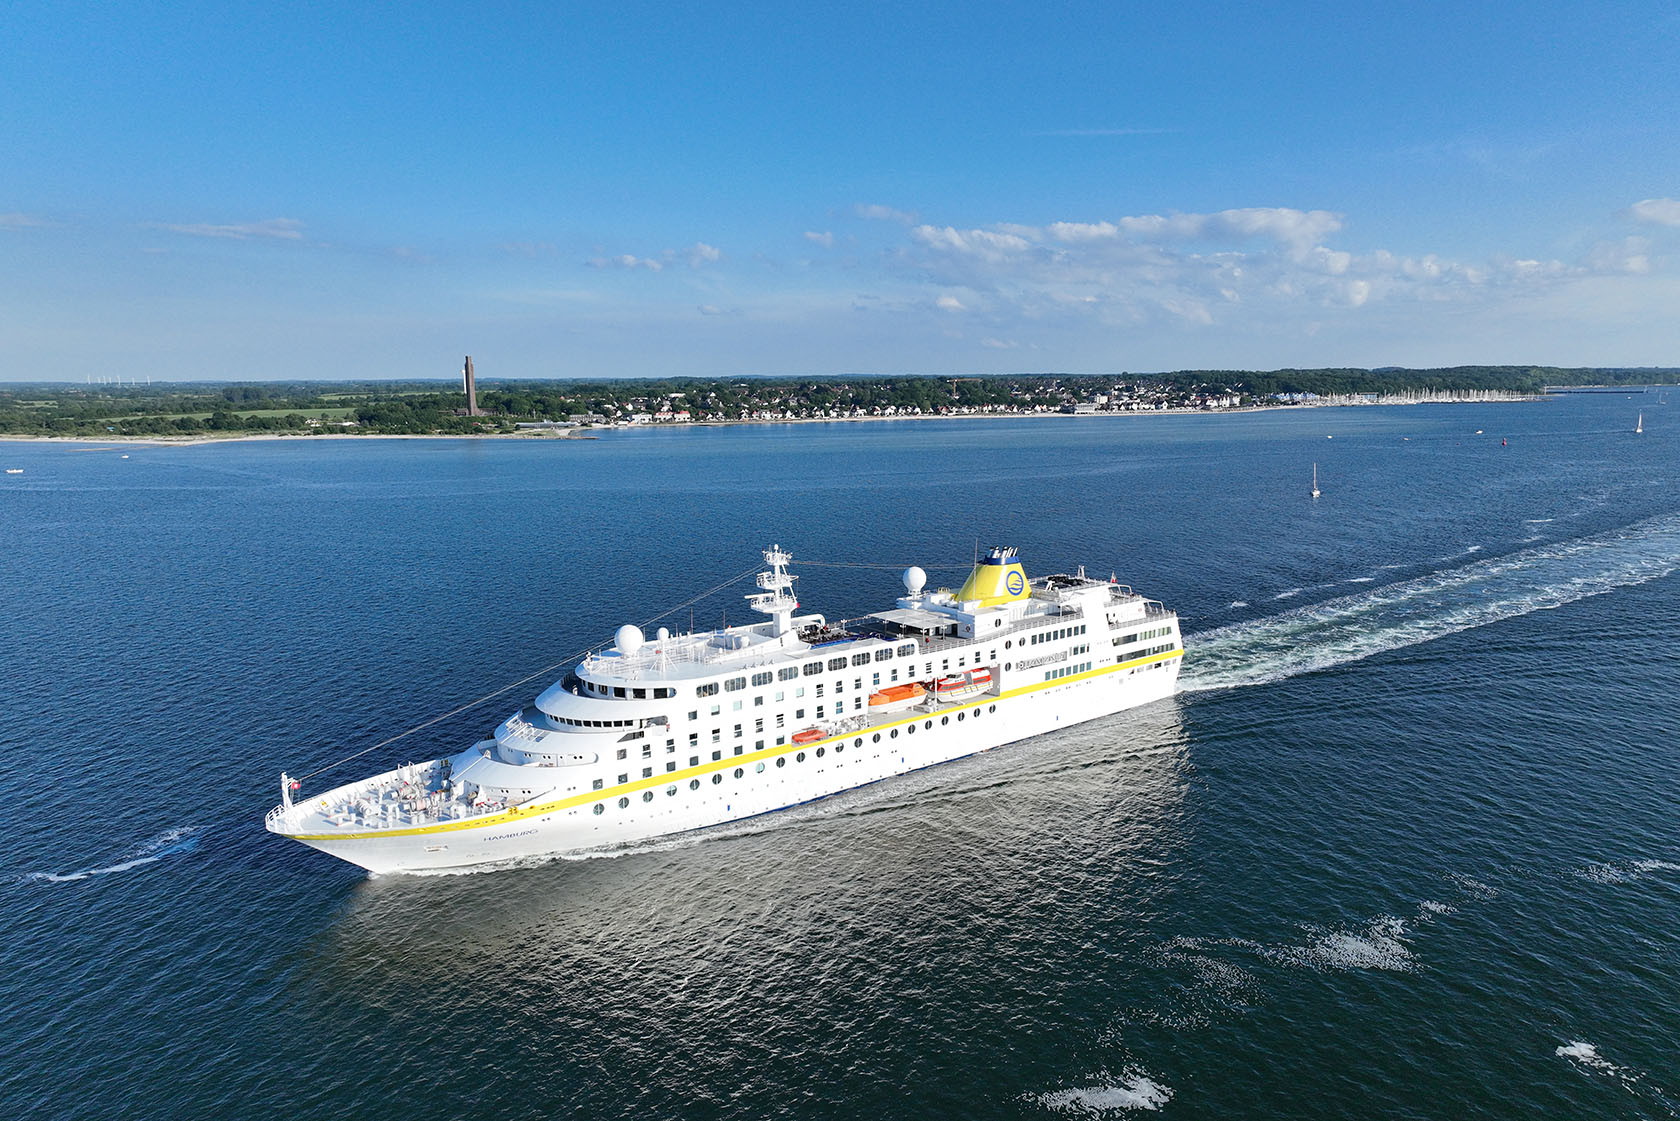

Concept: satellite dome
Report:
left=655, top=626, right=671, bottom=642
left=902, top=566, right=927, bottom=595
left=615, top=624, right=645, bottom=655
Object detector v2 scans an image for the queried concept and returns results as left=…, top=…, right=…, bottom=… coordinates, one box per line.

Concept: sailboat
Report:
left=1311, top=463, right=1321, bottom=499
left=1636, top=413, right=1644, bottom=434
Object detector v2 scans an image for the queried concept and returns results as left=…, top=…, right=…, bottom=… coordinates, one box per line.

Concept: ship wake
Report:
left=1181, top=511, right=1680, bottom=692
left=24, top=826, right=203, bottom=884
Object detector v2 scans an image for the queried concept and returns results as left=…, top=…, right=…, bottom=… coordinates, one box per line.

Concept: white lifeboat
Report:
left=934, top=668, right=992, bottom=702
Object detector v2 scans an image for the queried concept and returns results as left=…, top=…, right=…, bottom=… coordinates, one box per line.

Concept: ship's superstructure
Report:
left=266, top=546, right=1183, bottom=872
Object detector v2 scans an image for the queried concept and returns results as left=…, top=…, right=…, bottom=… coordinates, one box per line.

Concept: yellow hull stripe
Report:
left=291, top=647, right=1184, bottom=843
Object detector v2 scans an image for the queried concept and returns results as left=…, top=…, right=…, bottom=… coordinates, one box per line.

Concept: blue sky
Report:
left=3, top=1, right=1678, bottom=382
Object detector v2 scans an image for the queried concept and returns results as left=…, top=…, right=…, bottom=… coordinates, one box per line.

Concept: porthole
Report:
left=755, top=762, right=765, bottom=773
left=890, top=728, right=898, bottom=739
left=642, top=790, right=653, bottom=802
left=989, top=705, right=996, bottom=713
left=689, top=778, right=700, bottom=790
left=836, top=744, right=844, bottom=753
left=617, top=797, right=629, bottom=809
left=924, top=720, right=932, bottom=730
left=906, top=724, right=915, bottom=735
left=593, top=804, right=604, bottom=815
left=1005, top=663, right=1012, bottom=671
left=957, top=711, right=965, bottom=721
left=816, top=747, right=825, bottom=757
left=666, top=785, right=677, bottom=796
left=712, top=773, right=722, bottom=784
left=1005, top=640, right=1012, bottom=649
left=854, top=738, right=863, bottom=748
left=734, top=767, right=744, bottom=779
left=941, top=716, right=949, bottom=725
left=776, top=757, right=786, bottom=768
left=796, top=751, right=806, bottom=762
left=872, top=733, right=881, bottom=743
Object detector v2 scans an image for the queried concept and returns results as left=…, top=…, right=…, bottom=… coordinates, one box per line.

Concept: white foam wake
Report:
left=26, top=826, right=202, bottom=884
left=1573, top=858, right=1680, bottom=885
left=1035, top=1073, right=1173, bottom=1113
left=1183, top=512, right=1680, bottom=692
left=1556, top=1040, right=1677, bottom=1112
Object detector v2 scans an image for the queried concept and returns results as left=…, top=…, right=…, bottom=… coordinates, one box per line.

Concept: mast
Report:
left=747, top=544, right=799, bottom=636
left=1311, top=462, right=1320, bottom=499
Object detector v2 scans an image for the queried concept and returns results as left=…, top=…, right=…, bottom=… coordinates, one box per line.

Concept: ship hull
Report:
left=285, top=656, right=1179, bottom=874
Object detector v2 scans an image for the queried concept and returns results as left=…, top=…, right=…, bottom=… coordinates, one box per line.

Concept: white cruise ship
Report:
left=266, top=546, right=1183, bottom=873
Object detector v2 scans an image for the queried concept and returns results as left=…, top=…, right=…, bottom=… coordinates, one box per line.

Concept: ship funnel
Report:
left=955, top=546, right=1029, bottom=607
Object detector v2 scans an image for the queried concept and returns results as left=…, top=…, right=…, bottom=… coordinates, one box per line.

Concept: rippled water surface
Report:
left=3, top=397, right=1678, bottom=1119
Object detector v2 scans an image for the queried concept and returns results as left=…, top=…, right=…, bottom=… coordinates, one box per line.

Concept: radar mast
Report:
left=747, top=544, right=798, bottom=635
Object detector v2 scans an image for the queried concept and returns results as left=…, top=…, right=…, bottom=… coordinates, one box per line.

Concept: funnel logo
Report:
left=1006, top=570, right=1025, bottom=595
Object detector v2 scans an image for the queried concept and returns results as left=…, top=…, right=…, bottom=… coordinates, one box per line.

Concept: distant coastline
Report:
left=7, top=367, right=1668, bottom=442
left=0, top=392, right=1563, bottom=448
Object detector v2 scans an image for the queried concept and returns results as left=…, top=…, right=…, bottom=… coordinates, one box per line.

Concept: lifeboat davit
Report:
left=791, top=728, right=824, bottom=745
left=934, top=668, right=993, bottom=702
left=867, top=682, right=926, bottom=713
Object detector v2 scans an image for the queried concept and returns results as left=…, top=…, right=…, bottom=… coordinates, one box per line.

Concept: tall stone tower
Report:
left=463, top=355, right=479, bottom=416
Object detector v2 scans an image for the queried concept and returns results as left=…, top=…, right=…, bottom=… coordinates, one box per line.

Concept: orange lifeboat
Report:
left=867, top=682, right=926, bottom=712
left=791, top=728, right=824, bottom=745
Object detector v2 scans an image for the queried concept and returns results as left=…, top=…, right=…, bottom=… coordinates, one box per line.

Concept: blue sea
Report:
left=3, top=396, right=1677, bottom=1119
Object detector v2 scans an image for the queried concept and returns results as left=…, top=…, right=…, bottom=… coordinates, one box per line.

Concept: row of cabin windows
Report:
left=564, top=654, right=996, bottom=735
left=1045, top=661, right=1094, bottom=681
left=689, top=643, right=923, bottom=698
left=556, top=716, right=639, bottom=729
left=583, top=681, right=675, bottom=700
left=582, top=639, right=941, bottom=705
left=1114, top=641, right=1178, bottom=659
left=571, top=645, right=1001, bottom=732
left=1027, top=624, right=1086, bottom=646
left=1115, top=625, right=1173, bottom=646
left=590, top=705, right=1003, bottom=814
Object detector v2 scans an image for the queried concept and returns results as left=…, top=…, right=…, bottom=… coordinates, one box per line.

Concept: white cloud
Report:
left=1586, top=237, right=1652, bottom=275
left=855, top=203, right=917, bottom=224
left=588, top=253, right=664, bottom=271
left=980, top=337, right=1019, bottom=349
left=1048, top=208, right=1344, bottom=255
left=684, top=242, right=721, bottom=267
left=1628, top=198, right=1680, bottom=227
left=804, top=230, right=835, bottom=248
left=154, top=218, right=304, bottom=240
left=0, top=212, right=52, bottom=230
left=879, top=199, right=1676, bottom=346
left=1047, top=220, right=1120, bottom=242
left=910, top=225, right=1032, bottom=260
